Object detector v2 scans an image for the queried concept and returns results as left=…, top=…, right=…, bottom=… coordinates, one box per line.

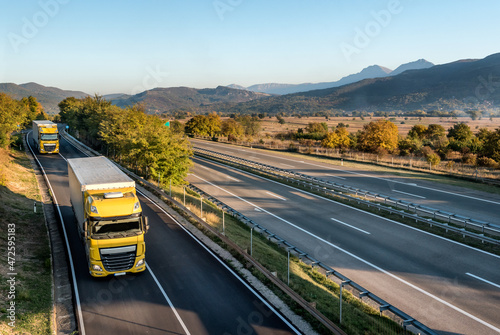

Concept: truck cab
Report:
left=32, top=120, right=59, bottom=154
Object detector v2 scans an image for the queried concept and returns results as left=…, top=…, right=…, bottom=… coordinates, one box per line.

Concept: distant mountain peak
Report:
left=227, top=84, right=247, bottom=90
left=390, top=59, right=434, bottom=76
left=361, top=64, right=392, bottom=74
left=235, top=59, right=437, bottom=95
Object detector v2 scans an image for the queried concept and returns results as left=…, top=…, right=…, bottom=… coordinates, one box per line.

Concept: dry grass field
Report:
left=258, top=116, right=500, bottom=137
left=0, top=145, right=52, bottom=335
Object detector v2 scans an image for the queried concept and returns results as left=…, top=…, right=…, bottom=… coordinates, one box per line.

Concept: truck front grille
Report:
left=43, top=144, right=56, bottom=152
left=100, top=246, right=136, bottom=272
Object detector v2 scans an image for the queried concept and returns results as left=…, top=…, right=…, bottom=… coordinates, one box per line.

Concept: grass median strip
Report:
left=0, top=141, right=52, bottom=335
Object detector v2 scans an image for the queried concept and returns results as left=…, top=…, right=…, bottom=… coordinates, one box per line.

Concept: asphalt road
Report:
left=28, top=133, right=301, bottom=335
left=187, top=156, right=500, bottom=335
left=191, top=139, right=500, bottom=224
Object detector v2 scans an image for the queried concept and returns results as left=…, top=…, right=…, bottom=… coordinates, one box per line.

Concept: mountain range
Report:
left=109, top=86, right=270, bottom=114
left=224, top=53, right=500, bottom=114
left=228, top=59, right=434, bottom=95
left=1, top=54, right=499, bottom=115
left=0, top=82, right=88, bottom=113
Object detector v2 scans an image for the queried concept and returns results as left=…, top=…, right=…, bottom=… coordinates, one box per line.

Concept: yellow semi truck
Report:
left=32, top=120, right=59, bottom=153
left=68, top=156, right=149, bottom=277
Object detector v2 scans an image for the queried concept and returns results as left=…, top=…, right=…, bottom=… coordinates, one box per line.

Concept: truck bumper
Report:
left=89, top=256, right=146, bottom=277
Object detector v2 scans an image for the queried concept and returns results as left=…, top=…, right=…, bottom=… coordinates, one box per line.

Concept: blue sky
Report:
left=1, top=0, right=499, bottom=95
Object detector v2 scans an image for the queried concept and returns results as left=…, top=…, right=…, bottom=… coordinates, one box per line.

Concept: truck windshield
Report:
left=41, top=133, right=58, bottom=141
left=91, top=218, right=142, bottom=239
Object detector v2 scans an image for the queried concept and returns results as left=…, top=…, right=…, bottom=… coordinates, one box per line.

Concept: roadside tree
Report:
left=357, top=119, right=399, bottom=153
left=221, top=119, right=244, bottom=138
left=321, top=127, right=351, bottom=149
left=185, top=115, right=211, bottom=136
left=0, top=93, right=28, bottom=148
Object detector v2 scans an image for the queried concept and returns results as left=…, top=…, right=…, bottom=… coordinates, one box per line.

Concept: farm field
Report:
left=257, top=116, right=500, bottom=137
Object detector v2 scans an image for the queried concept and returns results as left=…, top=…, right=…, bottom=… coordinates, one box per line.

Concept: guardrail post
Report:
left=287, top=248, right=291, bottom=285
left=169, top=178, right=172, bottom=197
left=250, top=226, right=254, bottom=256
left=222, top=210, right=225, bottom=235
left=339, top=281, right=345, bottom=324
left=183, top=186, right=186, bottom=206
left=200, top=195, right=203, bottom=218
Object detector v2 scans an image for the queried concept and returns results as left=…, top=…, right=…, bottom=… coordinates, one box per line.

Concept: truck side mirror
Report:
left=144, top=217, right=150, bottom=233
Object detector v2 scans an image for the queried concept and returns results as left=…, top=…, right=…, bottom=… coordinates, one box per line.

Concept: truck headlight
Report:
left=92, top=264, right=103, bottom=271
left=90, top=205, right=98, bottom=214
left=134, top=201, right=140, bottom=211
left=136, top=259, right=145, bottom=267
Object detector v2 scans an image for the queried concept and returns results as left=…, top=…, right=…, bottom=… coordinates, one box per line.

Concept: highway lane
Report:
left=187, top=156, right=500, bottom=335
left=191, top=139, right=500, bottom=224
left=29, top=133, right=301, bottom=335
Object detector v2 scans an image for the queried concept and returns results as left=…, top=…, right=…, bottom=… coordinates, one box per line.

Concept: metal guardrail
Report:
left=185, top=183, right=438, bottom=335
left=194, top=148, right=500, bottom=245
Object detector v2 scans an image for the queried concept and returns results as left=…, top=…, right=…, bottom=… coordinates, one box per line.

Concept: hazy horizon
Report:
left=1, top=0, right=500, bottom=95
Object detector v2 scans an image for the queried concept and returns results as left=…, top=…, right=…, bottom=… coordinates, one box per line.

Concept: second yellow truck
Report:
left=32, top=120, right=59, bottom=153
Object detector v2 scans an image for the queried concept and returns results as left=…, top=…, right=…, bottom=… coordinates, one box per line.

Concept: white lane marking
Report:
left=193, top=156, right=500, bottom=261
left=196, top=141, right=500, bottom=206
left=331, top=218, right=370, bottom=234
left=200, top=165, right=210, bottom=170
left=226, top=175, right=240, bottom=182
left=266, top=191, right=286, bottom=201
left=280, top=163, right=295, bottom=168
left=26, top=132, right=86, bottom=335
left=392, top=190, right=426, bottom=199
left=325, top=174, right=346, bottom=180
left=466, top=273, right=500, bottom=290
left=189, top=173, right=500, bottom=332
left=138, top=191, right=301, bottom=334
left=147, top=266, right=192, bottom=335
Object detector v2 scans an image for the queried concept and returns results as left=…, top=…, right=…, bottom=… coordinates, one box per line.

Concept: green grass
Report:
left=0, top=141, right=52, bottom=335
left=164, top=184, right=410, bottom=335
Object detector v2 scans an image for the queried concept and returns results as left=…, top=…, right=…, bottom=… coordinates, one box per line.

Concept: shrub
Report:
left=426, top=153, right=441, bottom=167
left=477, top=157, right=499, bottom=168
left=462, top=153, right=477, bottom=165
